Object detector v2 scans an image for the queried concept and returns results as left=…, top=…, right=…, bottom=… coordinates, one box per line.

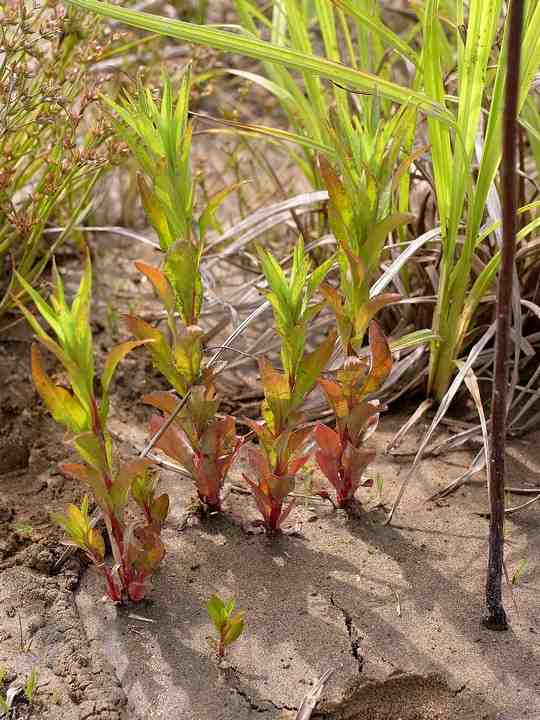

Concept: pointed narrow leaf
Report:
left=102, top=340, right=152, bottom=398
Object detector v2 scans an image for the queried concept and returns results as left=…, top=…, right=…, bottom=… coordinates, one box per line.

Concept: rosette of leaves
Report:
left=143, top=381, right=241, bottom=513
left=16, top=254, right=169, bottom=603
left=243, top=239, right=336, bottom=533
left=313, top=322, right=392, bottom=510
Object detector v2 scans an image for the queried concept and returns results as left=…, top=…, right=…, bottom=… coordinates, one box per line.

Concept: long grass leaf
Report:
left=65, top=0, right=449, bottom=118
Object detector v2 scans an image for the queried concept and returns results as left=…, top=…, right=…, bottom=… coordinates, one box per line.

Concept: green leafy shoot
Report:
left=257, top=238, right=334, bottom=383
left=207, top=594, right=245, bottom=659
left=104, top=68, right=193, bottom=254
left=56, top=461, right=169, bottom=603
left=241, top=329, right=335, bottom=534
left=24, top=668, right=39, bottom=704
left=319, top=155, right=403, bottom=354
left=18, top=253, right=167, bottom=604
left=15, top=252, right=147, bottom=433
left=109, top=71, right=237, bottom=331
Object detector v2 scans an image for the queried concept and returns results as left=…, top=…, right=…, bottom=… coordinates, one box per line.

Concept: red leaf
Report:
left=315, top=450, right=341, bottom=491
left=276, top=498, right=296, bottom=529
left=313, top=424, right=342, bottom=457
left=149, top=414, right=194, bottom=469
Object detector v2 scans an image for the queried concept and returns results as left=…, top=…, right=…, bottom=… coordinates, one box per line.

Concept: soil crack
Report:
left=230, top=680, right=297, bottom=714
left=330, top=594, right=364, bottom=674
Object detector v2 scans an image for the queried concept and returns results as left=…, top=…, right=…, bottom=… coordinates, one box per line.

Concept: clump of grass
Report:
left=0, top=1, right=121, bottom=322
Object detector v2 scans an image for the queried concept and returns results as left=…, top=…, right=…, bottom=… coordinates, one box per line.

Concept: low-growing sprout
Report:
left=113, top=71, right=241, bottom=518
left=144, top=382, right=242, bottom=514
left=313, top=322, right=393, bottom=510
left=243, top=239, right=336, bottom=533
left=17, top=253, right=168, bottom=603
left=207, top=595, right=245, bottom=660
left=24, top=668, right=38, bottom=704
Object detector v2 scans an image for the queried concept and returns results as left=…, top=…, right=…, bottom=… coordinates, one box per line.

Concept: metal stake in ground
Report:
left=483, top=0, right=525, bottom=631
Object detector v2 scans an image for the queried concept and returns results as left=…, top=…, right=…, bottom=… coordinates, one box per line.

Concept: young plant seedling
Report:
left=207, top=594, right=245, bottom=660
left=110, top=70, right=241, bottom=515
left=143, top=381, right=242, bottom=513
left=311, top=158, right=399, bottom=512
left=24, top=668, right=38, bottom=704
left=243, top=239, right=336, bottom=534
left=313, top=322, right=393, bottom=511
left=16, top=254, right=169, bottom=603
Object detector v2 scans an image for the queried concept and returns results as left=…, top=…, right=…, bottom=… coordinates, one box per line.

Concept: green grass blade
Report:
left=65, top=0, right=449, bottom=118
left=330, top=0, right=419, bottom=65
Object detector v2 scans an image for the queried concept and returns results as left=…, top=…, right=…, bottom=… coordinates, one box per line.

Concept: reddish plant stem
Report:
left=484, top=0, right=525, bottom=631
left=91, top=397, right=131, bottom=597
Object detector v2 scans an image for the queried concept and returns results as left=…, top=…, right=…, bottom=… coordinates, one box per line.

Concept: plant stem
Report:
left=483, top=0, right=525, bottom=632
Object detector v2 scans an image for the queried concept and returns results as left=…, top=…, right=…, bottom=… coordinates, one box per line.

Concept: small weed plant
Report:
left=314, top=322, right=392, bottom=510
left=207, top=594, right=245, bottom=659
left=242, top=239, right=336, bottom=533
left=108, top=69, right=241, bottom=514
left=17, top=254, right=169, bottom=603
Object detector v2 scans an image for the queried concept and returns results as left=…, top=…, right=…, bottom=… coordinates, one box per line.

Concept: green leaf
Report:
left=64, top=0, right=449, bottom=119
left=223, top=611, right=245, bottom=646
left=207, top=595, right=226, bottom=630
left=74, top=432, right=110, bottom=475
left=307, top=254, right=335, bottom=297
left=362, top=213, right=414, bottom=276
left=101, top=339, right=152, bottom=414
left=137, top=174, right=175, bottom=250
left=259, top=357, right=292, bottom=433
left=124, top=314, right=189, bottom=395
left=173, top=325, right=203, bottom=386
left=31, top=344, right=89, bottom=433
left=330, top=0, right=418, bottom=65
left=292, top=329, right=336, bottom=406
left=14, top=271, right=63, bottom=339
left=164, top=241, right=203, bottom=326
